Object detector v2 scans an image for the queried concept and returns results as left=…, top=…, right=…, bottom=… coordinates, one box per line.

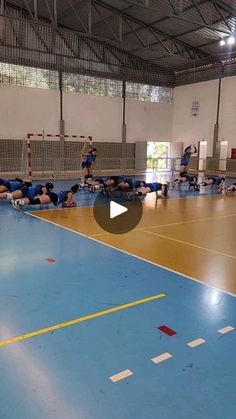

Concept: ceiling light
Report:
left=220, top=39, right=225, bottom=46
left=227, top=36, right=235, bottom=45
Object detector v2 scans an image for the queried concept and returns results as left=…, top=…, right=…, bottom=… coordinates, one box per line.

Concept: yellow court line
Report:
left=91, top=213, right=236, bottom=238
left=0, top=293, right=166, bottom=348
left=140, top=229, right=236, bottom=261
left=140, top=213, right=236, bottom=230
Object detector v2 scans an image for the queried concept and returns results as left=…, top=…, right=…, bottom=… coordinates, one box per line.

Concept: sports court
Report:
left=1, top=1, right=236, bottom=419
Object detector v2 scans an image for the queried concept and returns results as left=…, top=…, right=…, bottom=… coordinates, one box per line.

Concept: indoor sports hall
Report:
left=0, top=1, right=236, bottom=419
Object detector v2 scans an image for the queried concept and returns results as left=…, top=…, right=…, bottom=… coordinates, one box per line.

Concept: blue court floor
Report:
left=0, top=175, right=236, bottom=419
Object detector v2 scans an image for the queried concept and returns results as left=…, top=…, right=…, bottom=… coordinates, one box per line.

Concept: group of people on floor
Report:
left=0, top=178, right=79, bottom=210
left=0, top=143, right=235, bottom=210
left=173, top=144, right=236, bottom=194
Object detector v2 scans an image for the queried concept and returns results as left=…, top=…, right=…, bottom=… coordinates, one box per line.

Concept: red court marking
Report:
left=158, top=325, right=176, bottom=336
left=46, top=257, right=56, bottom=263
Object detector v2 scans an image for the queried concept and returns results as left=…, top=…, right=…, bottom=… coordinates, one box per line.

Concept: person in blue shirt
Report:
left=127, top=182, right=168, bottom=199
left=88, top=176, right=120, bottom=193
left=102, top=176, right=128, bottom=197
left=0, top=178, right=32, bottom=199
left=81, top=147, right=97, bottom=178
left=0, top=177, right=24, bottom=192
left=199, top=176, right=225, bottom=190
left=117, top=178, right=144, bottom=191
left=9, top=182, right=54, bottom=202
left=181, top=145, right=197, bottom=172
left=173, top=172, right=198, bottom=189
left=12, top=184, right=78, bottom=210
left=228, top=182, right=236, bottom=192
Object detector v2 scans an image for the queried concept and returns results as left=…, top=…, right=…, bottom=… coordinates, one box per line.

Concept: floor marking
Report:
left=46, top=257, right=55, bottom=263
left=109, top=369, right=133, bottom=383
left=151, top=352, right=173, bottom=364
left=138, top=213, right=236, bottom=231
left=187, top=338, right=206, bottom=348
left=218, top=325, right=235, bottom=334
left=91, top=231, right=110, bottom=237
left=140, top=229, right=236, bottom=261
left=158, top=325, right=176, bottom=336
left=0, top=293, right=166, bottom=348
left=91, top=213, right=236, bottom=238
left=25, top=212, right=236, bottom=297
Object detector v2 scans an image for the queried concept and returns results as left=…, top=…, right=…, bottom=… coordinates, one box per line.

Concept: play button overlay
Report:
left=110, top=201, right=128, bottom=219
left=93, top=192, right=143, bottom=234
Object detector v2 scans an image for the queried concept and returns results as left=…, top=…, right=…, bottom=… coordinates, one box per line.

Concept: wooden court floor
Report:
left=31, top=193, right=236, bottom=295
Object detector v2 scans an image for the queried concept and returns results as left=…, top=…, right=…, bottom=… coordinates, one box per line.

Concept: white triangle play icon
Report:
left=110, top=201, right=128, bottom=219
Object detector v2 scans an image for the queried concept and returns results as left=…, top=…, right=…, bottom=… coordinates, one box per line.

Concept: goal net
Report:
left=0, top=135, right=138, bottom=179
left=24, top=132, right=93, bottom=179
left=0, top=138, right=25, bottom=178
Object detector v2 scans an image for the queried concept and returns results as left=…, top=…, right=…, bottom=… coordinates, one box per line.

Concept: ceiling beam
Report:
left=92, top=1, right=119, bottom=41
left=57, top=0, right=87, bottom=21
left=93, top=0, right=210, bottom=59
left=45, top=0, right=56, bottom=26
left=192, top=0, right=209, bottom=25
left=123, top=16, right=147, bottom=48
left=213, top=2, right=232, bottom=32
left=66, top=0, right=88, bottom=33
left=94, top=0, right=211, bottom=38
left=152, top=0, right=235, bottom=51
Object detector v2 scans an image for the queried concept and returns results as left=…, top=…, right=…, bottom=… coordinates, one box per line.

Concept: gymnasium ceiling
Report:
left=3, top=0, right=236, bottom=85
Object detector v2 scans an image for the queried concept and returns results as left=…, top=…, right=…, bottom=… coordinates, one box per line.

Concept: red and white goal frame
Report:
left=26, top=132, right=93, bottom=179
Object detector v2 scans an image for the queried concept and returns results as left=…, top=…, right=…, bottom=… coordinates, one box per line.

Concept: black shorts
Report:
left=81, top=162, right=92, bottom=169
left=4, top=181, right=11, bottom=190
left=47, top=192, right=58, bottom=205
left=21, top=186, right=29, bottom=198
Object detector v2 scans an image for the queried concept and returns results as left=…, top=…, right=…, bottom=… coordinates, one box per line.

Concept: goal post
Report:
left=25, top=132, right=93, bottom=179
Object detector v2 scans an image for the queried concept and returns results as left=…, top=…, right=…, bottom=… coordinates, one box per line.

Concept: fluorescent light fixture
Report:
left=220, top=39, right=225, bottom=46
left=221, top=140, right=228, bottom=145
left=200, top=141, right=207, bottom=145
left=227, top=36, right=235, bottom=45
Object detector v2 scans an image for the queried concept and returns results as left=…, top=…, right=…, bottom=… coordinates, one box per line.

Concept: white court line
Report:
left=187, top=338, right=206, bottom=348
left=25, top=211, right=236, bottom=298
left=151, top=352, right=172, bottom=364
left=218, top=325, right=235, bottom=334
left=109, top=369, right=133, bottom=383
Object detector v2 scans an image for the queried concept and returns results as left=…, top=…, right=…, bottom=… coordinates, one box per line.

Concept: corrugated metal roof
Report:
left=3, top=0, right=236, bottom=85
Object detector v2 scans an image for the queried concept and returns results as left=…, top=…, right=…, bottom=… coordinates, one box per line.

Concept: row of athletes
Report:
left=1, top=174, right=235, bottom=210
left=0, top=178, right=79, bottom=209
left=173, top=172, right=236, bottom=193
left=0, top=176, right=169, bottom=209
left=79, top=175, right=168, bottom=199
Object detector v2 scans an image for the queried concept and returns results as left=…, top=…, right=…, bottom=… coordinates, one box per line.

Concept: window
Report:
left=0, top=62, right=173, bottom=102
left=126, top=82, right=173, bottom=103
left=0, top=63, right=59, bottom=89
left=62, top=73, right=123, bottom=97
left=147, top=142, right=170, bottom=170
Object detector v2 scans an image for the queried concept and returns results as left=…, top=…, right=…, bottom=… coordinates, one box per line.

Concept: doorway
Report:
left=147, top=142, right=170, bottom=171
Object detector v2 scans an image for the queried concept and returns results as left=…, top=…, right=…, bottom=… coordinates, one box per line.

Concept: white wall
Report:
left=65, top=93, right=173, bottom=142
left=173, top=79, right=218, bottom=156
left=219, top=75, right=236, bottom=154
left=147, top=102, right=173, bottom=141
left=0, top=85, right=59, bottom=139
left=0, top=85, right=173, bottom=142
left=63, top=92, right=122, bottom=141
left=173, top=76, right=236, bottom=157
left=126, top=100, right=173, bottom=142
left=2, top=77, right=236, bottom=155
